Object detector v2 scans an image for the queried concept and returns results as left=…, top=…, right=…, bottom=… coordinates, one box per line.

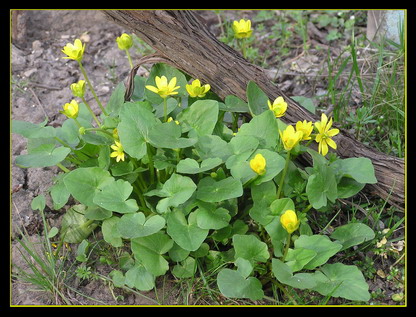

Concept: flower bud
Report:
left=61, top=100, right=79, bottom=119
left=116, top=33, right=133, bottom=50
left=249, top=153, right=266, bottom=176
left=70, top=80, right=86, bottom=98
left=280, top=210, right=300, bottom=234
left=79, top=127, right=86, bottom=135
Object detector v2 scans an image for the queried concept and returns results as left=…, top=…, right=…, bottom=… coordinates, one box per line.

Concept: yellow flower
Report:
left=250, top=153, right=266, bottom=176
left=145, top=76, right=180, bottom=99
left=186, top=79, right=211, bottom=98
left=314, top=113, right=340, bottom=156
left=279, top=125, right=303, bottom=151
left=295, top=120, right=313, bottom=141
left=70, top=80, right=86, bottom=98
left=110, top=141, right=125, bottom=162
left=280, top=209, right=300, bottom=234
left=268, top=96, right=288, bottom=118
left=167, top=117, right=180, bottom=125
left=62, top=39, right=85, bottom=62
left=232, top=19, right=253, bottom=39
left=116, top=33, right=133, bottom=50
left=61, top=100, right=79, bottom=119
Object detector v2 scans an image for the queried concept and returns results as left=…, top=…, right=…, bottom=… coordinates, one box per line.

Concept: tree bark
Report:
left=102, top=10, right=405, bottom=209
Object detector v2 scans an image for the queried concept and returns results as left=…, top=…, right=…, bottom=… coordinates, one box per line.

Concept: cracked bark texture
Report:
left=102, top=10, right=405, bottom=209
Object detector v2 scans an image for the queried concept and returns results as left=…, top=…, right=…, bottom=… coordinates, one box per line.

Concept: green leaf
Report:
left=47, top=227, right=59, bottom=239
left=166, top=210, right=209, bottom=251
left=330, top=223, right=375, bottom=251
left=125, top=264, right=155, bottom=291
left=177, top=99, right=219, bottom=137
left=177, top=157, right=222, bottom=174
left=131, top=232, right=174, bottom=276
left=172, top=257, right=197, bottom=278
left=106, top=82, right=126, bottom=115
left=15, top=144, right=71, bottom=168
left=246, top=80, right=269, bottom=116
left=31, top=195, right=46, bottom=212
left=109, top=270, right=125, bottom=288
left=235, top=109, right=279, bottom=149
left=60, top=205, right=98, bottom=243
left=194, top=135, right=232, bottom=161
left=168, top=243, right=190, bottom=262
left=220, top=95, right=249, bottom=113
left=306, top=165, right=338, bottom=209
left=75, top=239, right=89, bottom=262
left=93, top=179, right=139, bottom=214
left=271, top=258, right=317, bottom=289
left=102, top=216, right=123, bottom=248
left=12, top=119, right=56, bottom=139
left=264, top=216, right=287, bottom=257
left=117, top=212, right=165, bottom=239
left=84, top=205, right=113, bottom=220
left=145, top=173, right=197, bottom=213
left=330, top=157, right=377, bottom=184
left=291, top=96, right=316, bottom=114
left=270, top=198, right=295, bottom=216
left=285, top=248, right=317, bottom=272
left=233, top=234, right=270, bottom=264
left=336, top=177, right=366, bottom=199
left=311, top=263, right=371, bottom=301
left=294, top=235, right=342, bottom=270
left=195, top=206, right=231, bottom=230
left=217, top=268, right=264, bottom=301
left=196, top=176, right=243, bottom=203
left=63, top=167, right=114, bottom=207
left=148, top=121, right=196, bottom=149
left=117, top=101, right=158, bottom=160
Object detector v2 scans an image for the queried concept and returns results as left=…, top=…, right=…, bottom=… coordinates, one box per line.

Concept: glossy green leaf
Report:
left=117, top=212, right=165, bottom=239
left=166, top=210, right=209, bottom=251
left=172, top=257, right=197, bottom=278
left=312, top=263, right=371, bottom=301
left=233, top=234, right=270, bottom=264
left=217, top=268, right=264, bottom=301
left=246, top=80, right=269, bottom=116
left=271, top=258, right=317, bottom=290
left=196, top=176, right=243, bottom=203
left=93, top=179, right=139, bottom=214
left=102, top=216, right=123, bottom=248
left=15, top=144, right=71, bottom=168
left=294, top=235, right=342, bottom=270
left=148, top=121, right=196, bottom=149
left=125, top=264, right=155, bottom=291
left=145, top=173, right=197, bottom=213
left=63, top=167, right=114, bottom=207
left=330, top=223, right=375, bottom=251
left=195, top=206, right=231, bottom=230
left=131, top=232, right=174, bottom=276
left=177, top=157, right=222, bottom=174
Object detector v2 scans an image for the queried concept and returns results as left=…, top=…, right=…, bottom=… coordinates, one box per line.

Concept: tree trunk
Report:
left=102, top=10, right=405, bottom=210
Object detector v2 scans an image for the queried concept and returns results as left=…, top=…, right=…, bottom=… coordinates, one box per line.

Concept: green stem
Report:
left=84, top=127, right=114, bottom=138
left=271, top=280, right=298, bottom=305
left=56, top=163, right=70, bottom=173
left=73, top=118, right=82, bottom=128
left=54, top=136, right=72, bottom=149
left=301, top=203, right=313, bottom=213
left=146, top=143, right=155, bottom=184
left=282, top=232, right=291, bottom=262
left=81, top=96, right=101, bottom=127
left=163, top=97, right=168, bottom=122
left=276, top=150, right=291, bottom=199
left=78, top=61, right=108, bottom=116
left=125, top=49, right=133, bottom=69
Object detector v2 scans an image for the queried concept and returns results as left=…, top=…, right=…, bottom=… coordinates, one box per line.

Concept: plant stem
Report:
left=125, top=49, right=133, bottom=69
left=271, top=280, right=298, bottom=305
left=84, top=127, right=114, bottom=138
left=276, top=150, right=291, bottom=199
left=146, top=143, right=155, bottom=184
left=282, top=232, right=291, bottom=262
left=73, top=118, right=82, bottom=128
left=81, top=96, right=102, bottom=127
left=301, top=203, right=312, bottom=213
left=56, top=163, right=70, bottom=173
left=163, top=97, right=168, bottom=122
left=78, top=61, right=108, bottom=116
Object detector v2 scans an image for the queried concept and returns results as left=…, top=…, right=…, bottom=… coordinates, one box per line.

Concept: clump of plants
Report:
left=13, top=29, right=379, bottom=304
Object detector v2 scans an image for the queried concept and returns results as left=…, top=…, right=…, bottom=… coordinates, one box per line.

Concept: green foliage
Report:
left=13, top=57, right=379, bottom=304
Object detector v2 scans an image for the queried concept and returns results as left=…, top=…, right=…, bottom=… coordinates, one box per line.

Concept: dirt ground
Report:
left=10, top=10, right=404, bottom=306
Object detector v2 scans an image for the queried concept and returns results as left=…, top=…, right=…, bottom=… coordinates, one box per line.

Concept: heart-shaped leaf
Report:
left=196, top=176, right=243, bottom=203
left=217, top=268, right=264, bottom=301
left=117, top=212, right=165, bottom=239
